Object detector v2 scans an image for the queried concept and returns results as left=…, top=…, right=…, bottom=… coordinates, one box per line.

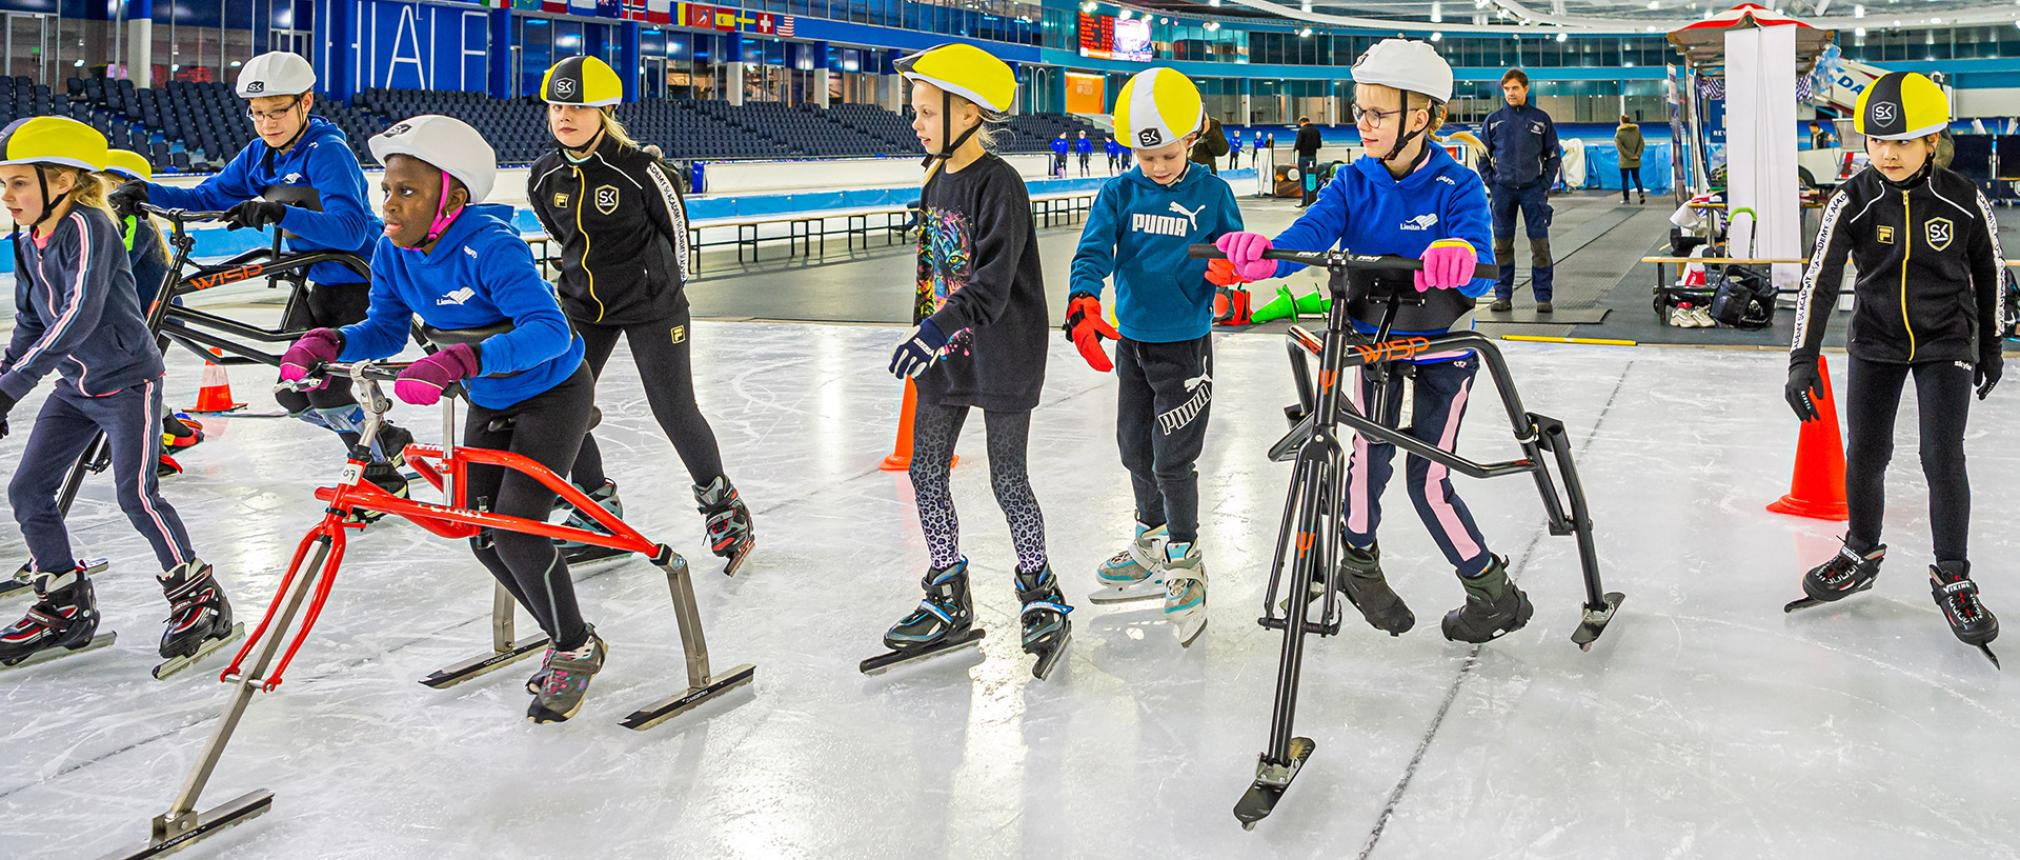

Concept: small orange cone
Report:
left=881, top=379, right=957, bottom=472
left=1767, top=355, right=1849, bottom=521
left=189, top=348, right=245, bottom=414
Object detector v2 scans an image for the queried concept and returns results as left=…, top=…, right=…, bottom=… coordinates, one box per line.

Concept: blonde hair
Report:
left=41, top=167, right=114, bottom=220
left=944, top=93, right=1008, bottom=153
left=599, top=109, right=641, bottom=151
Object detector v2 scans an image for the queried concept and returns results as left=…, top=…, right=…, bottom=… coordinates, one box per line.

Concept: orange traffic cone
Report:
left=1767, top=355, right=1849, bottom=521
left=881, top=379, right=958, bottom=472
left=189, top=348, right=245, bottom=414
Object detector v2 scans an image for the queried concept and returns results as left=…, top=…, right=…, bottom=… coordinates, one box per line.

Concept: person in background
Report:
left=1615, top=113, right=1646, bottom=205
left=1229, top=128, right=1244, bottom=170
left=1076, top=129, right=1093, bottom=177
left=1477, top=68, right=1561, bottom=314
left=1809, top=119, right=1836, bottom=150
left=1294, top=116, right=1322, bottom=207
left=1051, top=132, right=1070, bottom=178
left=1189, top=114, right=1227, bottom=175
left=1103, top=134, right=1121, bottom=174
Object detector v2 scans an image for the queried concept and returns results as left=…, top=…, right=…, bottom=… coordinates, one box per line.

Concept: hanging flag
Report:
left=596, top=0, right=621, bottom=16
left=646, top=0, right=672, bottom=23
left=777, top=15, right=794, bottom=36
left=681, top=3, right=716, bottom=29
left=570, top=0, right=597, bottom=15
left=541, top=0, right=566, bottom=12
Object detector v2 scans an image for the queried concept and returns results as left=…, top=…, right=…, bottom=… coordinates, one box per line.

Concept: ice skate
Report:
left=554, top=479, right=629, bottom=566
left=1088, top=522, right=1167, bottom=604
left=1161, top=543, right=1208, bottom=648
left=0, top=562, right=114, bottom=670
left=154, top=560, right=242, bottom=680
left=1930, top=562, right=2000, bottom=668
left=1441, top=556, right=1533, bottom=644
left=528, top=627, right=607, bottom=723
left=1016, top=564, right=1073, bottom=679
left=347, top=461, right=412, bottom=525
left=861, top=559, right=984, bottom=675
left=694, top=476, right=755, bottom=576
left=1785, top=540, right=1885, bottom=613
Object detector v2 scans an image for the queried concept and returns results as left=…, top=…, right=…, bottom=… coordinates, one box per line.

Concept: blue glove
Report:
left=889, top=318, right=949, bottom=379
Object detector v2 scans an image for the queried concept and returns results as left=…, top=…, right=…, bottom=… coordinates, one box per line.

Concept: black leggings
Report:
left=274, top=282, right=373, bottom=448
left=909, top=402, right=1047, bottom=573
left=465, top=363, right=596, bottom=650
left=569, top=308, right=726, bottom=489
left=1844, top=356, right=1973, bottom=563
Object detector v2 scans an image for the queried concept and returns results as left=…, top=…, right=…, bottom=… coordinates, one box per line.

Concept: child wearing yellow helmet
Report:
left=0, top=116, right=237, bottom=674
left=871, top=43, right=1071, bottom=679
left=98, top=149, right=204, bottom=471
left=1785, top=71, right=2004, bottom=663
left=1068, top=67, right=1246, bottom=647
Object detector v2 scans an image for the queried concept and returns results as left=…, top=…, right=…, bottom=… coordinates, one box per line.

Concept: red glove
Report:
left=1206, top=258, right=1245, bottom=286
left=1062, top=294, right=1121, bottom=373
left=394, top=343, right=481, bottom=406
left=278, top=328, right=343, bottom=390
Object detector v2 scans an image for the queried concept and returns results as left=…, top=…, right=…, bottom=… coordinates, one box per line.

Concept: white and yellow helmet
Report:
left=1114, top=68, right=1203, bottom=151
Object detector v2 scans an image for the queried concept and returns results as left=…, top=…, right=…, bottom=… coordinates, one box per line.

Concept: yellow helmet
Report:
left=1856, top=72, right=1948, bottom=141
left=895, top=44, right=1016, bottom=115
left=1114, top=68, right=1202, bottom=151
left=541, top=56, right=624, bottom=108
left=102, top=149, right=154, bottom=182
left=0, top=116, right=108, bottom=172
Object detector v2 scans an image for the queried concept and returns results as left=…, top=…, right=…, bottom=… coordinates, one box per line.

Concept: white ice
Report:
left=0, top=310, right=2017, bottom=859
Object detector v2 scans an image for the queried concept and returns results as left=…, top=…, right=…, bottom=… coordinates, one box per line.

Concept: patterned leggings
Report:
left=908, top=402, right=1048, bottom=573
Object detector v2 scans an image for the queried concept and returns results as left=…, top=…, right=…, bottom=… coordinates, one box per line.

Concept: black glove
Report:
left=1785, top=357, right=1823, bottom=423
left=222, top=200, right=288, bottom=232
left=0, top=390, right=15, bottom=438
left=1977, top=354, right=2003, bottom=400
left=109, top=180, right=149, bottom=219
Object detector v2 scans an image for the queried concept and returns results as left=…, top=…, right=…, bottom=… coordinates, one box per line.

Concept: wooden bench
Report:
left=1029, top=189, right=1097, bottom=229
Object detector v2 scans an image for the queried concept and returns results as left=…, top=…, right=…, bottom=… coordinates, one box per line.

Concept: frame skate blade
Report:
left=621, top=662, right=757, bottom=730
left=1, top=631, right=116, bottom=671
left=153, top=624, right=244, bottom=680
left=1029, top=628, right=1071, bottom=680
left=106, top=789, right=273, bottom=860
left=1086, top=580, right=1165, bottom=605
left=1571, top=592, right=1626, bottom=651
left=1235, top=737, right=1315, bottom=831
left=420, top=635, right=551, bottom=689
left=859, top=627, right=986, bottom=676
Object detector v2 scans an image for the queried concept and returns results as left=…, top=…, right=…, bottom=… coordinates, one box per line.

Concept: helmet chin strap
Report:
left=403, top=171, right=464, bottom=252
left=921, top=92, right=983, bottom=173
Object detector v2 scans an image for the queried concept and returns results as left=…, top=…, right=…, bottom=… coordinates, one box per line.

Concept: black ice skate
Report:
left=1441, top=556, right=1533, bottom=644
left=554, top=479, right=630, bottom=566
left=1785, top=540, right=1886, bottom=613
left=694, top=476, right=755, bottom=576
left=1283, top=543, right=1414, bottom=637
left=1015, top=565, right=1073, bottom=680
left=0, top=561, right=114, bottom=670
left=861, top=559, right=985, bottom=675
left=155, top=560, right=243, bottom=680
left=1930, top=562, right=2000, bottom=668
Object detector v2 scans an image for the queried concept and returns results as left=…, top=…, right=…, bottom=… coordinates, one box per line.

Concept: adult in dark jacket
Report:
left=1477, top=68, right=1562, bottom=312
left=1293, top=117, right=1323, bottom=206
left=529, top=56, right=755, bottom=574
left=1189, top=115, right=1228, bottom=175
left=1615, top=114, right=1646, bottom=204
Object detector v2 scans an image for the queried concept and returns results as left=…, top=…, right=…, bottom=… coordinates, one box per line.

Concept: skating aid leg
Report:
left=619, top=547, right=756, bottom=730
left=420, top=582, right=550, bottom=688
left=1531, top=415, right=1625, bottom=650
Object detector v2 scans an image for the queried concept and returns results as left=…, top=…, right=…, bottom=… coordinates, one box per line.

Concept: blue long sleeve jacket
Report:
left=1, top=207, right=163, bottom=399
left=1051, top=138, right=1070, bottom=156
left=338, top=204, right=584, bottom=410
left=1478, top=103, right=1562, bottom=189
left=145, top=118, right=382, bottom=286
left=1268, top=145, right=1496, bottom=338
left=1069, top=164, right=1244, bottom=343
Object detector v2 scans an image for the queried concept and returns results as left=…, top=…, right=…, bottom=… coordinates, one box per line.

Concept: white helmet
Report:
left=1351, top=39, right=1453, bottom=104
left=236, top=52, right=317, bottom=99
left=369, top=115, right=496, bottom=203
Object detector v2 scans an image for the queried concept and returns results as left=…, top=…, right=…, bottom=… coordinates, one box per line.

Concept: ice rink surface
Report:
left=1, top=321, right=2016, bottom=859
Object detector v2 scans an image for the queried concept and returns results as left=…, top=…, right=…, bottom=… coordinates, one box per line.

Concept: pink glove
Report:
left=1414, top=239, right=1478, bottom=292
left=278, top=328, right=343, bottom=390
left=394, top=344, right=481, bottom=406
left=1215, top=232, right=1278, bottom=283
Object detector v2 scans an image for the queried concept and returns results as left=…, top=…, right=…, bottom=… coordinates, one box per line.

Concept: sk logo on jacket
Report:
left=595, top=185, right=619, bottom=215
left=437, top=286, right=476, bottom=306
left=1926, top=217, right=1954, bottom=251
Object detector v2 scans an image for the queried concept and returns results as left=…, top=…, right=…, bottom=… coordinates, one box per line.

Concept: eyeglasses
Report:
left=1351, top=105, right=1403, bottom=129
left=246, top=97, right=303, bottom=125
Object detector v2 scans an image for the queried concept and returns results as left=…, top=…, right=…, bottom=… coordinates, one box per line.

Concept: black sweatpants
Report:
left=909, top=402, right=1047, bottom=574
left=465, top=363, right=596, bottom=650
left=569, top=307, right=727, bottom=489
left=1844, top=356, right=1973, bottom=563
left=10, top=378, right=194, bottom=573
left=274, top=281, right=374, bottom=450
left=1116, top=335, right=1212, bottom=545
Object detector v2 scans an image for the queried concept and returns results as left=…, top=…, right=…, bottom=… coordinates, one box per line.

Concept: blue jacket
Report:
left=339, top=204, right=585, bottom=410
left=123, top=215, right=171, bottom=307
left=1075, top=137, right=1093, bottom=155
left=1270, top=145, right=1496, bottom=337
left=1070, top=163, right=1244, bottom=343
left=1230, top=136, right=1245, bottom=153
left=2, top=206, right=163, bottom=400
left=1478, top=103, right=1562, bottom=189
left=1104, top=139, right=1122, bottom=157
left=145, top=117, right=382, bottom=286
left=1051, top=138, right=1070, bottom=156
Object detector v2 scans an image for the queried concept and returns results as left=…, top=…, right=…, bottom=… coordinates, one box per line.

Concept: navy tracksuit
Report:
left=1478, top=103, right=1562, bottom=302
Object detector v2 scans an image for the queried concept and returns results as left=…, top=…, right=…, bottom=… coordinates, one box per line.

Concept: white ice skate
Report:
left=1162, top=543, right=1208, bottom=648
left=1089, top=523, right=1168, bottom=604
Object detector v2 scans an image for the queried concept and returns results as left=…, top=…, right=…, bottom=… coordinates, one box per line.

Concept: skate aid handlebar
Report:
left=139, top=204, right=232, bottom=223
left=1186, top=243, right=1421, bottom=273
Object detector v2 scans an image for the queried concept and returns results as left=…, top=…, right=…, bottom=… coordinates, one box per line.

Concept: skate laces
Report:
left=1941, top=579, right=1983, bottom=621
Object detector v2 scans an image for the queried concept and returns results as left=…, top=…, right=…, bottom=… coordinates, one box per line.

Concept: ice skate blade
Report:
left=718, top=539, right=755, bottom=578
left=1173, top=614, right=1208, bottom=649
left=1029, top=628, right=1071, bottom=680
left=420, top=636, right=552, bottom=689
left=1235, top=737, right=1315, bottom=831
left=103, top=789, right=273, bottom=860
left=1571, top=592, right=1626, bottom=651
left=0, top=631, right=117, bottom=671
left=1784, top=580, right=1877, bottom=613
left=153, top=624, right=243, bottom=680
left=1086, top=579, right=1165, bottom=605
left=860, top=627, right=986, bottom=676
left=1978, top=644, right=2001, bottom=669
left=3, top=557, right=110, bottom=602
left=621, top=662, right=757, bottom=730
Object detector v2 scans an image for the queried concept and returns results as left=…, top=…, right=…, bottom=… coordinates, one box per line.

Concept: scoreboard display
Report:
left=1079, top=14, right=1153, bottom=62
